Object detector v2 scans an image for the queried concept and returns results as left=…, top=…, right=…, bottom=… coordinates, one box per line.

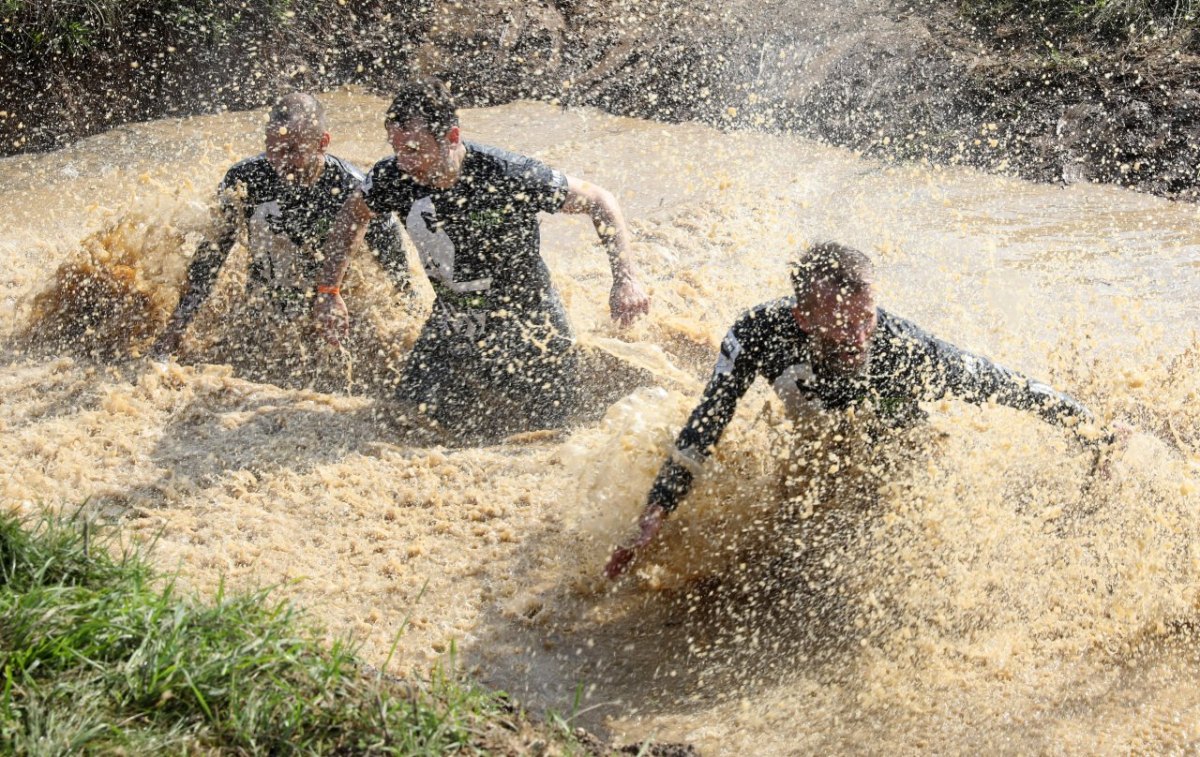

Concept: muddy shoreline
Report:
left=5, top=0, right=1200, bottom=200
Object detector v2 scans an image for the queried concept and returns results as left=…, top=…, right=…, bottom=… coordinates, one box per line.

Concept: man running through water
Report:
left=314, top=78, right=650, bottom=437
left=606, top=241, right=1110, bottom=579
left=150, top=93, right=408, bottom=374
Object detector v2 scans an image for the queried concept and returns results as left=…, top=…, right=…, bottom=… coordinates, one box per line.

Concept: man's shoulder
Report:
left=464, top=141, right=556, bottom=181
left=709, top=297, right=800, bottom=377
left=875, top=308, right=934, bottom=342
left=365, top=155, right=399, bottom=177
left=220, top=154, right=272, bottom=189
left=363, top=156, right=410, bottom=191
left=361, top=156, right=419, bottom=210
left=872, top=308, right=953, bottom=367
left=724, top=296, right=800, bottom=359
left=324, top=154, right=367, bottom=183
left=464, top=141, right=531, bottom=167
left=733, top=296, right=797, bottom=332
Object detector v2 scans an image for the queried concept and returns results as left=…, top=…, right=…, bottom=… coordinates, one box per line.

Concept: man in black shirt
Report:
left=149, top=93, right=407, bottom=364
left=605, top=241, right=1109, bottom=579
left=314, top=79, right=650, bottom=436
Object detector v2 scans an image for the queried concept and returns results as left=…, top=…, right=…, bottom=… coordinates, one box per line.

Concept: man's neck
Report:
left=278, top=156, right=326, bottom=188
left=302, top=156, right=327, bottom=187
left=426, top=142, right=467, bottom=189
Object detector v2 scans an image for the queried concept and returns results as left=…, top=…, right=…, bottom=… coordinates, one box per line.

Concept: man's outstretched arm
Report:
left=904, top=323, right=1106, bottom=444
left=559, top=177, right=650, bottom=327
left=149, top=204, right=238, bottom=361
left=606, top=326, right=758, bottom=578
left=313, top=190, right=375, bottom=347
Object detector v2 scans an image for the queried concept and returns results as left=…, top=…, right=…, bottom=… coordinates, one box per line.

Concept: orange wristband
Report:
left=317, top=285, right=340, bottom=296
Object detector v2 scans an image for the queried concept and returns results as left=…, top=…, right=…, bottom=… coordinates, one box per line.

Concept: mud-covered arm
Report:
left=648, top=328, right=761, bottom=514
left=364, top=214, right=410, bottom=294
left=312, top=190, right=374, bottom=347
left=150, top=200, right=239, bottom=358
left=605, top=323, right=760, bottom=579
left=906, top=326, right=1099, bottom=441
left=318, top=190, right=374, bottom=292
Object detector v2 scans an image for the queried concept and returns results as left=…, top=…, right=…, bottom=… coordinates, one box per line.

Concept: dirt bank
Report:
left=6, top=0, right=1200, bottom=199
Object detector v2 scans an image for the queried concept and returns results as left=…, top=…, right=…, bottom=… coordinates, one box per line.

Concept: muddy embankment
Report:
left=6, top=0, right=1200, bottom=199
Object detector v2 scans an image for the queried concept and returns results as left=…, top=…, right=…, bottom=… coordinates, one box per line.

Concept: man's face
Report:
left=387, top=119, right=454, bottom=185
left=793, top=280, right=879, bottom=376
left=264, top=122, right=327, bottom=183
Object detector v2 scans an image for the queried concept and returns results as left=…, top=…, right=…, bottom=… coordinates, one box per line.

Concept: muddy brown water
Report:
left=3, top=89, right=1200, bottom=754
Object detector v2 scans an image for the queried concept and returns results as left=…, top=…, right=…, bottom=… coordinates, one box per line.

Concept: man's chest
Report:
left=245, top=187, right=341, bottom=240
left=403, top=189, right=537, bottom=288
left=406, top=181, right=525, bottom=236
left=759, top=351, right=898, bottom=414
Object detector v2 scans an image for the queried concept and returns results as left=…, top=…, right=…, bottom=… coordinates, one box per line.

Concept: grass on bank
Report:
left=0, top=0, right=299, bottom=57
left=0, top=509, right=566, bottom=755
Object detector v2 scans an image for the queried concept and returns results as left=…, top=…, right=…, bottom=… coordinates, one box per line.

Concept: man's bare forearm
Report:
left=562, top=178, right=636, bottom=280
left=587, top=189, right=636, bottom=281
left=561, top=176, right=649, bottom=325
left=319, top=192, right=373, bottom=289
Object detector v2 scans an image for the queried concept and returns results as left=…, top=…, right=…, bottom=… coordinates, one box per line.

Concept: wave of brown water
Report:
left=3, top=89, right=1200, bottom=754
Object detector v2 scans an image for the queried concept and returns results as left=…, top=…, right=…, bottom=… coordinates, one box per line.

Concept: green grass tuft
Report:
left=0, top=509, right=546, bottom=755
left=0, top=0, right=300, bottom=57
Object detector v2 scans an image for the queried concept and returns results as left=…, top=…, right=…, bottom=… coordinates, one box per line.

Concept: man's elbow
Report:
left=567, top=179, right=617, bottom=216
left=589, top=186, right=620, bottom=219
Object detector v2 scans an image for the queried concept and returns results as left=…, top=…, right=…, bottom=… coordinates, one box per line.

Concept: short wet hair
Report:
left=268, top=92, right=327, bottom=133
left=384, top=78, right=459, bottom=136
left=790, top=241, right=875, bottom=304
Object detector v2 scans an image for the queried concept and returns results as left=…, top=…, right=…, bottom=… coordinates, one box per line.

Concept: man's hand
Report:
left=148, top=325, right=185, bottom=364
left=1091, top=420, right=1134, bottom=480
left=604, top=504, right=666, bottom=580
left=313, top=291, right=350, bottom=348
left=560, top=176, right=649, bottom=327
left=610, top=273, right=650, bottom=328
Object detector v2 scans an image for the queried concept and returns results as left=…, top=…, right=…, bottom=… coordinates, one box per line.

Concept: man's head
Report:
left=790, top=242, right=878, bottom=376
left=383, top=79, right=461, bottom=185
left=264, top=92, right=330, bottom=183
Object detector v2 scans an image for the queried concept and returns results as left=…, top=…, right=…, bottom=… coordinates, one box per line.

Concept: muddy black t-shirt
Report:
left=648, top=297, right=1097, bottom=513
left=218, top=154, right=404, bottom=295
left=360, top=142, right=569, bottom=317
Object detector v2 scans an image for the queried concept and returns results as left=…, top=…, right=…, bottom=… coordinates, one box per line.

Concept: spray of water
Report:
left=4, top=91, right=1200, bottom=754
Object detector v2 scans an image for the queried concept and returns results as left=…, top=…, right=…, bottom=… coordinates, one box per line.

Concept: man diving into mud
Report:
left=313, top=78, right=651, bottom=437
left=149, top=92, right=408, bottom=365
left=606, top=241, right=1113, bottom=579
